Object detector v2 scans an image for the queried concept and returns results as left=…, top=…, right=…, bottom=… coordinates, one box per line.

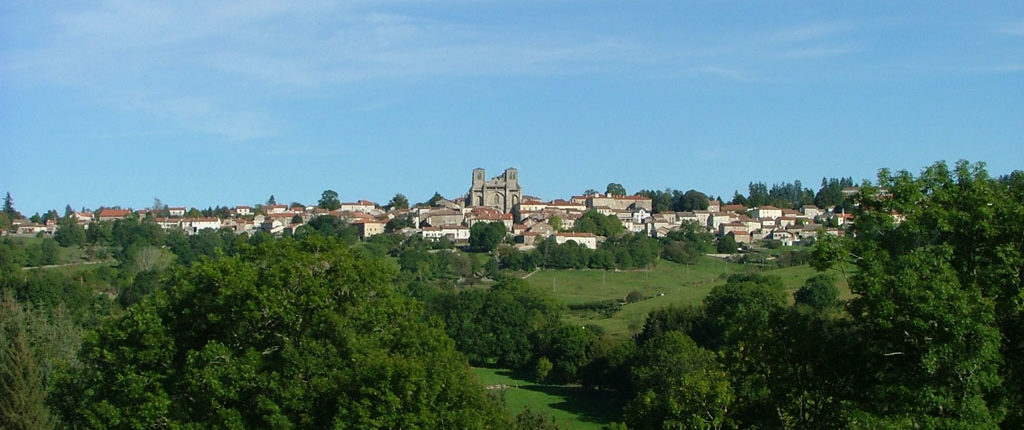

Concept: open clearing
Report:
left=472, top=367, right=622, bottom=429
left=525, top=254, right=851, bottom=339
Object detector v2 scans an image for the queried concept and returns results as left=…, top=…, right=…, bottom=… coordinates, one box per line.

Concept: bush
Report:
left=794, top=274, right=841, bottom=311
left=533, top=357, right=553, bottom=382
left=625, top=290, right=645, bottom=304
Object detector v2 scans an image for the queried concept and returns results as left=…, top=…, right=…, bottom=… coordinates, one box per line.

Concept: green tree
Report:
left=548, top=216, right=562, bottom=232
left=387, top=193, right=409, bottom=210
left=675, top=189, right=710, bottom=212
left=605, top=183, right=626, bottom=196
left=794, top=274, right=840, bottom=311
left=813, top=161, right=1011, bottom=427
left=470, top=221, right=506, bottom=252
left=3, top=193, right=19, bottom=220
left=266, top=194, right=276, bottom=205
left=637, top=189, right=673, bottom=213
left=85, top=221, right=112, bottom=246
left=318, top=189, right=341, bottom=210
left=514, top=406, right=565, bottom=430
left=813, top=177, right=853, bottom=209
left=0, top=296, right=53, bottom=430
left=425, top=192, right=445, bottom=207
left=0, top=293, right=80, bottom=430
left=384, top=215, right=414, bottom=233
left=38, top=239, right=59, bottom=266
left=53, top=236, right=509, bottom=429
left=716, top=234, right=738, bottom=254
left=54, top=217, right=86, bottom=247
left=429, top=278, right=562, bottom=370
left=624, top=331, right=733, bottom=430
left=574, top=210, right=623, bottom=237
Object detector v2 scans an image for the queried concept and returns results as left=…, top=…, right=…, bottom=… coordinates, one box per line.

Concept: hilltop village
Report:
left=3, top=167, right=854, bottom=248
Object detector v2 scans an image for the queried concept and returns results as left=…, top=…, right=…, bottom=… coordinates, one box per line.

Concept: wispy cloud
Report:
left=2, top=1, right=670, bottom=140
left=767, top=22, right=855, bottom=44
left=761, top=23, right=861, bottom=60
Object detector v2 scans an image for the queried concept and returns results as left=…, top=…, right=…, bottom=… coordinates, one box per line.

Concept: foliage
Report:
left=567, top=300, right=622, bottom=318
left=605, top=183, right=626, bottom=196
left=424, top=192, right=445, bottom=207
left=716, top=234, right=738, bottom=254
left=0, top=293, right=80, bottom=430
left=470, top=221, right=507, bottom=252
left=384, top=214, right=415, bottom=233
left=3, top=192, right=20, bottom=221
left=54, top=217, right=85, bottom=247
left=574, top=210, right=623, bottom=238
left=300, top=215, right=359, bottom=244
left=38, top=239, right=59, bottom=266
left=662, top=221, right=714, bottom=264
left=794, top=273, right=840, bottom=311
left=515, top=405, right=566, bottom=430
left=624, top=331, right=733, bottom=430
left=53, top=236, right=508, bottom=429
left=387, top=193, right=409, bottom=210
left=317, top=189, right=341, bottom=210
left=429, top=278, right=563, bottom=370
left=738, top=180, right=815, bottom=209
left=548, top=216, right=562, bottom=232
left=813, top=161, right=1015, bottom=427
left=814, top=176, right=854, bottom=209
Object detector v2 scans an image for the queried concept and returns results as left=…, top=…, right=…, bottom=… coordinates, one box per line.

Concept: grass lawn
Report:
left=526, top=256, right=851, bottom=339
left=472, top=367, right=622, bottom=429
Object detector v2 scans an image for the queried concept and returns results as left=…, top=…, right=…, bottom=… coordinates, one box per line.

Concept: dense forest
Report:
left=2, top=160, right=1022, bottom=429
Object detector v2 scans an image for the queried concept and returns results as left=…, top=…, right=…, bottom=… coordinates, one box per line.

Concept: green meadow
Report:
left=472, top=367, right=622, bottom=430
left=525, top=254, right=850, bottom=339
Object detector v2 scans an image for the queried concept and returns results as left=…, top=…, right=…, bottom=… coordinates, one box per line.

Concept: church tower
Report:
left=467, top=167, right=523, bottom=213
left=470, top=168, right=485, bottom=207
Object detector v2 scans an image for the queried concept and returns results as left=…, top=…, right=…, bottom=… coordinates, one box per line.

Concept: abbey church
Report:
left=467, top=167, right=522, bottom=213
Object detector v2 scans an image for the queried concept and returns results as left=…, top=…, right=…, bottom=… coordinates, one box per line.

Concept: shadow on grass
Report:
left=495, top=369, right=625, bottom=426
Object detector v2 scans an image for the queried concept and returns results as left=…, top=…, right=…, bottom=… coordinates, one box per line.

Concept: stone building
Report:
left=467, top=167, right=522, bottom=213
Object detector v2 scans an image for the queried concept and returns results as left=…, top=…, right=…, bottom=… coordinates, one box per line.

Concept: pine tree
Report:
left=0, top=298, right=53, bottom=429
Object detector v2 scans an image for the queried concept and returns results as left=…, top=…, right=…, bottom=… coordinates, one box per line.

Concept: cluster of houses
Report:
left=6, top=183, right=853, bottom=251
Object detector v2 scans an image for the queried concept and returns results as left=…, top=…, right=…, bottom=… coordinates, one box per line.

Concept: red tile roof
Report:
left=98, top=209, right=131, bottom=218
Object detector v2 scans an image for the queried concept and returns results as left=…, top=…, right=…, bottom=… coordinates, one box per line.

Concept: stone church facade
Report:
left=467, top=167, right=522, bottom=213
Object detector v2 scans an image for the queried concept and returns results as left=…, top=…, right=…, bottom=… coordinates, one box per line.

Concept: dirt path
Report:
left=22, top=260, right=113, bottom=271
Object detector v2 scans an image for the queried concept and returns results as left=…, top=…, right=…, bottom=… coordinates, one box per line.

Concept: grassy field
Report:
left=526, top=254, right=851, bottom=339
left=472, top=367, right=622, bottom=429
left=6, top=235, right=96, bottom=264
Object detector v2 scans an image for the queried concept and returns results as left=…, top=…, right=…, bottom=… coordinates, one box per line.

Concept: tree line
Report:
left=2, top=160, right=1022, bottom=429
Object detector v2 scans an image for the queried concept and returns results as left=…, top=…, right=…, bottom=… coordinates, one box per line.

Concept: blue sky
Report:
left=2, top=1, right=1022, bottom=215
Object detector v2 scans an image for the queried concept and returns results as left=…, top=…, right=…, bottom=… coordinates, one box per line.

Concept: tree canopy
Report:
left=53, top=236, right=508, bottom=429
left=605, top=183, right=626, bottom=196
left=317, top=189, right=341, bottom=210
left=469, top=221, right=506, bottom=252
left=387, top=193, right=409, bottom=210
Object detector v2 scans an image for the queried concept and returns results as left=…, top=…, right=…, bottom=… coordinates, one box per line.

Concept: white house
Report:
left=339, top=200, right=379, bottom=215
left=553, top=232, right=598, bottom=249
left=707, top=212, right=735, bottom=231
left=154, top=218, right=182, bottom=231
left=183, top=217, right=221, bottom=235
left=752, top=206, right=783, bottom=220
left=422, top=225, right=470, bottom=242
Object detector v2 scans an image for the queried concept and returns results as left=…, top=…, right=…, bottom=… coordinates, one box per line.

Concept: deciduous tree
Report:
left=53, top=236, right=508, bottom=429
left=317, top=189, right=341, bottom=210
